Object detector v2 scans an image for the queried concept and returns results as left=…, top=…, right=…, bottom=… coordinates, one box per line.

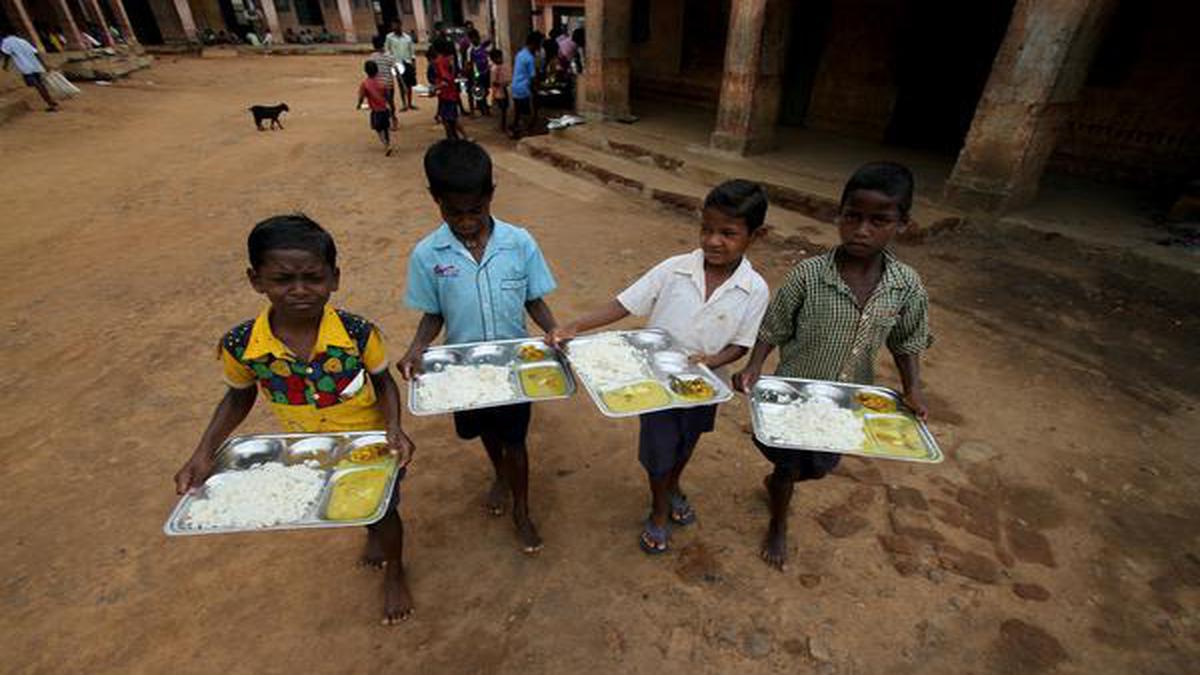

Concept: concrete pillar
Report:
left=334, top=0, right=356, bottom=43
left=171, top=0, right=198, bottom=41
left=82, top=0, right=117, bottom=46
left=577, top=0, right=631, bottom=120
left=2, top=0, right=44, bottom=50
left=259, top=0, right=281, bottom=38
left=412, top=0, right=429, bottom=41
left=52, top=0, right=88, bottom=50
left=494, top=0, right=531, bottom=58
left=944, top=0, right=1118, bottom=211
left=710, top=0, right=791, bottom=154
left=109, top=0, right=138, bottom=44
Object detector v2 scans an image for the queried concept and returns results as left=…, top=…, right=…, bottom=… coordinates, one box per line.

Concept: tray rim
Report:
left=748, top=376, right=944, bottom=464
left=163, top=430, right=402, bottom=536
left=566, top=328, right=735, bottom=418
left=405, top=336, right=577, bottom=416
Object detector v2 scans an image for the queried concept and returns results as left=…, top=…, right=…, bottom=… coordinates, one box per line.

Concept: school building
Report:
left=568, top=0, right=1198, bottom=213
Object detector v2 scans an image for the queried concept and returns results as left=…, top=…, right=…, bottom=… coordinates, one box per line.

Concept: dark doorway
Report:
left=294, top=0, right=324, bottom=26
left=779, top=0, right=831, bottom=126
left=441, top=0, right=463, bottom=26
left=886, top=0, right=1014, bottom=153
left=380, top=0, right=400, bottom=32
left=122, top=0, right=164, bottom=43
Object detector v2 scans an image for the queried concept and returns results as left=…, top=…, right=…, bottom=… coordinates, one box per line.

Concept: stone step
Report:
left=60, top=55, right=152, bottom=81
left=547, top=122, right=964, bottom=242
left=517, top=132, right=838, bottom=248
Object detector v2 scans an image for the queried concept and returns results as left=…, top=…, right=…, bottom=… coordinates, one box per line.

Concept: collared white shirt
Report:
left=617, top=249, right=770, bottom=358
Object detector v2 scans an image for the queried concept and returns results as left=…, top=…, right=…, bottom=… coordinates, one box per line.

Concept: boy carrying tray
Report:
left=398, top=140, right=559, bottom=554
left=174, top=215, right=418, bottom=625
left=549, top=180, right=771, bottom=554
left=733, top=162, right=932, bottom=571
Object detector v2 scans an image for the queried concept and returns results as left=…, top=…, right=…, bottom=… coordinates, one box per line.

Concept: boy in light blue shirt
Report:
left=509, top=31, right=541, bottom=139
left=399, top=139, right=558, bottom=554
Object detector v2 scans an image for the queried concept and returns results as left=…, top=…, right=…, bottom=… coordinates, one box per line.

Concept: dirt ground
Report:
left=2, top=56, right=1198, bottom=675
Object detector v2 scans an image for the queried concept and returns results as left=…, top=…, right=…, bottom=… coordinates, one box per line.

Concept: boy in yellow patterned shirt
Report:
left=174, top=215, right=417, bottom=625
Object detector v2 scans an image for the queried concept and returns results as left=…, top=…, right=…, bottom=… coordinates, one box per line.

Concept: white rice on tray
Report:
left=759, top=397, right=867, bottom=451
left=416, top=363, right=518, bottom=410
left=184, top=463, right=326, bottom=530
left=568, top=333, right=651, bottom=390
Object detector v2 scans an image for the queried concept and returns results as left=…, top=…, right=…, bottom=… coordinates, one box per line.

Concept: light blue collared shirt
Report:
left=405, top=218, right=557, bottom=344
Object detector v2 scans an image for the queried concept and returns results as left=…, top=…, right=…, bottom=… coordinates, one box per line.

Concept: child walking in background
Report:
left=357, top=60, right=394, bottom=155
left=399, top=140, right=559, bottom=554
left=369, top=34, right=399, bottom=131
left=734, top=162, right=932, bottom=571
left=549, top=180, right=771, bottom=553
left=489, top=49, right=510, bottom=135
left=433, top=38, right=467, bottom=140
left=174, top=215, right=417, bottom=624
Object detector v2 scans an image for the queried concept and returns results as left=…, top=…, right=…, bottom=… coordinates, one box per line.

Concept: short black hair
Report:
left=424, top=139, right=494, bottom=197
left=704, top=179, right=769, bottom=232
left=248, top=214, right=338, bottom=270
left=467, top=28, right=480, bottom=41
left=364, top=59, right=378, bottom=76
left=525, top=31, right=543, bottom=48
left=488, top=48, right=502, bottom=62
left=372, top=34, right=384, bottom=50
left=841, top=161, right=915, bottom=218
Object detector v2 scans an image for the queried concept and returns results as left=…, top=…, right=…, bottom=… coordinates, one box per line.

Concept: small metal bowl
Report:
left=515, top=340, right=552, bottom=362
left=420, top=349, right=461, bottom=373
left=286, top=437, right=338, bottom=466
left=218, top=438, right=283, bottom=469
left=804, top=383, right=848, bottom=404
left=465, top=344, right=508, bottom=365
left=753, top=379, right=800, bottom=404
left=625, top=330, right=670, bottom=350
left=651, top=351, right=689, bottom=374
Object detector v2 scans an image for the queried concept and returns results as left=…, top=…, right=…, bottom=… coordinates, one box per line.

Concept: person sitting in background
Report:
left=284, top=27, right=297, bottom=44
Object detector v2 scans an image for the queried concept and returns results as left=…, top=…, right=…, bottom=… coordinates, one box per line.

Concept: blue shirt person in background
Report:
left=508, top=31, right=542, bottom=140
left=399, top=140, right=558, bottom=554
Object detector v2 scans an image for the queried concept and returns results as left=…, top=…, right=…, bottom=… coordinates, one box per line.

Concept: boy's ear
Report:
left=752, top=224, right=770, bottom=241
left=247, top=267, right=264, bottom=293
left=331, top=266, right=341, bottom=292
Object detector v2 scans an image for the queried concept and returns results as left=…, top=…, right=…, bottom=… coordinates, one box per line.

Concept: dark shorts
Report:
left=753, top=438, right=842, bottom=481
left=513, top=96, right=532, bottom=115
left=369, top=109, right=390, bottom=131
left=638, top=405, right=717, bottom=479
left=437, top=99, right=460, bottom=121
left=401, top=61, right=417, bottom=87
left=453, top=402, right=532, bottom=446
left=23, top=73, right=42, bottom=87
left=476, top=72, right=491, bottom=92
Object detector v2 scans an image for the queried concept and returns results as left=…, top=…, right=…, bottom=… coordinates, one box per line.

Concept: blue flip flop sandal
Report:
left=639, top=517, right=670, bottom=554
left=669, top=492, right=696, bottom=526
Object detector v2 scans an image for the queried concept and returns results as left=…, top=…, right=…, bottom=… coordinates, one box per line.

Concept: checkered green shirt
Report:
left=758, top=248, right=932, bottom=385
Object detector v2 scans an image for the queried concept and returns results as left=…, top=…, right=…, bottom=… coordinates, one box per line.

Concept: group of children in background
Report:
left=174, top=139, right=932, bottom=624
left=357, top=25, right=556, bottom=151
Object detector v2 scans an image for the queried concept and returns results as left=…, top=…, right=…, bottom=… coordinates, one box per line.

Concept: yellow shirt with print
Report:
left=220, top=305, right=389, bottom=433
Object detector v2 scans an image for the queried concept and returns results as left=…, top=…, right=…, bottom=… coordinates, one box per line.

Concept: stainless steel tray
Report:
left=164, top=431, right=402, bottom=536
left=749, top=376, right=943, bottom=463
left=565, top=329, right=734, bottom=418
left=407, top=337, right=577, bottom=416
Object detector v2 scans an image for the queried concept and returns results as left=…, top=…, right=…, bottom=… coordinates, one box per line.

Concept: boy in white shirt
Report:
left=0, top=28, right=58, bottom=112
left=549, top=180, right=771, bottom=553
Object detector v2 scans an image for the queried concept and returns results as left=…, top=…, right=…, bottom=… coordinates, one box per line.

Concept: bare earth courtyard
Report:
left=1, top=56, right=1197, bottom=674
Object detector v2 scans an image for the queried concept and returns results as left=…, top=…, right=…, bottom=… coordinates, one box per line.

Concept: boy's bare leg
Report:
left=372, top=509, right=414, bottom=624
left=33, top=79, right=57, bottom=110
left=642, top=474, right=671, bottom=551
left=503, top=441, right=542, bottom=553
left=762, top=468, right=794, bottom=570
left=480, top=433, right=508, bottom=516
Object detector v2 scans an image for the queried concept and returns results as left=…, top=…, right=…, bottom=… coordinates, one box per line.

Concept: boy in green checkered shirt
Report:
left=734, top=162, right=932, bottom=570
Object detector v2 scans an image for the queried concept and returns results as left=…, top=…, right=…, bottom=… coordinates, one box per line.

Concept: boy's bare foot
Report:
left=760, top=523, right=788, bottom=571
left=381, top=564, right=414, bottom=625
left=514, top=515, right=543, bottom=554
left=485, top=478, right=507, bottom=516
left=359, top=529, right=386, bottom=569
